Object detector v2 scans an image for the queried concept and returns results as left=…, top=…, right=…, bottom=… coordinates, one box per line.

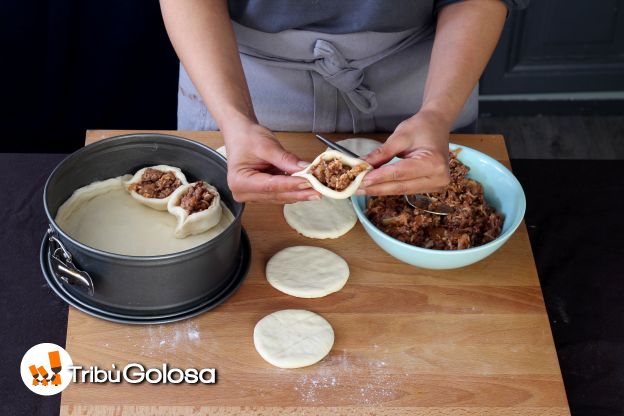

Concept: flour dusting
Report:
left=295, top=347, right=401, bottom=405
left=116, top=320, right=204, bottom=358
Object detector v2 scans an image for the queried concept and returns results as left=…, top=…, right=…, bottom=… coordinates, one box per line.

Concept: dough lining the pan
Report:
left=55, top=176, right=234, bottom=256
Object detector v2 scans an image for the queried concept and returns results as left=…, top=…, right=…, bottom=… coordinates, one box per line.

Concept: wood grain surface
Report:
left=60, top=130, right=570, bottom=416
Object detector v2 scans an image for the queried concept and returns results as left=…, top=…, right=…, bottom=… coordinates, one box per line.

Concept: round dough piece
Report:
left=215, top=145, right=227, bottom=158
left=266, top=246, right=349, bottom=298
left=333, top=137, right=383, bottom=157
left=283, top=197, right=357, bottom=239
left=253, top=309, right=334, bottom=369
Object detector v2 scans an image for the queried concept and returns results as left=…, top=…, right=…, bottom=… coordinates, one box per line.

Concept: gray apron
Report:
left=178, top=21, right=477, bottom=133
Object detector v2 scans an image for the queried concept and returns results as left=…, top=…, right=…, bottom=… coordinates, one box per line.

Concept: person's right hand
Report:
left=223, top=121, right=321, bottom=204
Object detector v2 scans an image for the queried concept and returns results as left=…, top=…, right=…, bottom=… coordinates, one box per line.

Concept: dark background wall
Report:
left=483, top=0, right=624, bottom=95
left=2, top=0, right=179, bottom=153
left=1, top=1, right=622, bottom=153
left=481, top=0, right=624, bottom=116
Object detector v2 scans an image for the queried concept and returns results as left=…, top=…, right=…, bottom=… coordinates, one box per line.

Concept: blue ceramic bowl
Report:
left=351, top=143, right=526, bottom=269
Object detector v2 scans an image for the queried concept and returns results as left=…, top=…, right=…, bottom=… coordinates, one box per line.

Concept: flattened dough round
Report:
left=266, top=246, right=349, bottom=298
left=333, top=137, right=383, bottom=157
left=283, top=197, right=357, bottom=239
left=253, top=309, right=334, bottom=368
left=215, top=145, right=227, bottom=158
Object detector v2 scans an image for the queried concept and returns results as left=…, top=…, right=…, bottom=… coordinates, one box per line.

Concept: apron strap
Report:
left=310, top=72, right=337, bottom=132
left=341, top=91, right=375, bottom=133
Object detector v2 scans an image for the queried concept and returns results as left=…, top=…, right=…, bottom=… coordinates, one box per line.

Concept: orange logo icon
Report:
left=20, top=343, right=73, bottom=395
left=28, top=351, right=63, bottom=387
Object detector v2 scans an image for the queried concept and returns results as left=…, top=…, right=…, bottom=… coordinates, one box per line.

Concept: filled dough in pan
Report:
left=125, top=165, right=188, bottom=211
left=167, top=181, right=222, bottom=239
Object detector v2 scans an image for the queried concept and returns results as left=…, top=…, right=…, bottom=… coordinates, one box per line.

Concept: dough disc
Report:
left=253, top=309, right=334, bottom=369
left=333, top=137, right=382, bottom=157
left=215, top=145, right=227, bottom=158
left=283, top=197, right=357, bottom=239
left=266, top=246, right=349, bottom=298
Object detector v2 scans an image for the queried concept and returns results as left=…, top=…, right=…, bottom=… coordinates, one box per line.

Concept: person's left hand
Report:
left=358, top=110, right=452, bottom=196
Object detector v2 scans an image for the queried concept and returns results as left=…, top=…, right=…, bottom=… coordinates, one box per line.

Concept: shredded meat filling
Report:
left=129, top=168, right=181, bottom=199
left=180, top=182, right=216, bottom=214
left=311, top=158, right=368, bottom=191
left=366, top=151, right=503, bottom=250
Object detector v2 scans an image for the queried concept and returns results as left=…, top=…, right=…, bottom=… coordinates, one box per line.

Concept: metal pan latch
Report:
left=48, top=228, right=94, bottom=296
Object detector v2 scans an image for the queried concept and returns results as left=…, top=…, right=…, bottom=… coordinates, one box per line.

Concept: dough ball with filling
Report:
left=167, top=181, right=222, bottom=238
left=125, top=165, right=188, bottom=211
left=293, top=150, right=372, bottom=199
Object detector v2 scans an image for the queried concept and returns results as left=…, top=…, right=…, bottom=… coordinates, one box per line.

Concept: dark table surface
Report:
left=1, top=153, right=623, bottom=416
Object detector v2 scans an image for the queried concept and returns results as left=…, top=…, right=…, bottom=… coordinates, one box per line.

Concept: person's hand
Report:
left=223, top=121, right=320, bottom=203
left=359, top=110, right=452, bottom=196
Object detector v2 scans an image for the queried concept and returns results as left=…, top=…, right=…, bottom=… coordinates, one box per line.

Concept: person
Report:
left=160, top=0, right=525, bottom=203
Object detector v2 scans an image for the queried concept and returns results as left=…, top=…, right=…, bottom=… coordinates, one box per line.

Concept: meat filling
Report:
left=311, top=158, right=368, bottom=191
left=129, top=168, right=181, bottom=199
left=366, top=151, right=503, bottom=250
left=180, top=182, right=216, bottom=214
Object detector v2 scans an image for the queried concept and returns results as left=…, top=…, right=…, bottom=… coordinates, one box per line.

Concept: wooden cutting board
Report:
left=60, top=130, right=570, bottom=416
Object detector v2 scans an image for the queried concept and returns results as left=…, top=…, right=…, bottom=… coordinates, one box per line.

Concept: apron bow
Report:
left=313, top=40, right=377, bottom=114
left=237, top=27, right=428, bottom=132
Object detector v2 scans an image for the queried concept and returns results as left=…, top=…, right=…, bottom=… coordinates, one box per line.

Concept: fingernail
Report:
left=355, top=189, right=366, bottom=195
left=308, top=195, right=321, bottom=201
left=298, top=182, right=312, bottom=189
left=297, top=161, right=310, bottom=168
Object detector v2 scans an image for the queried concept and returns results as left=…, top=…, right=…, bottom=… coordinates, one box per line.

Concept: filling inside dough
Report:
left=168, top=181, right=223, bottom=239
left=128, top=168, right=182, bottom=199
left=310, top=158, right=369, bottom=191
left=179, top=182, right=217, bottom=214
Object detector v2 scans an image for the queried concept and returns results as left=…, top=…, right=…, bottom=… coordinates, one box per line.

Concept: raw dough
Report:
left=283, top=197, right=357, bottom=239
left=167, top=181, right=222, bottom=239
left=216, top=145, right=227, bottom=158
left=124, top=165, right=188, bottom=211
left=332, top=137, right=383, bottom=157
left=253, top=309, right=334, bottom=368
left=266, top=246, right=349, bottom=298
left=55, top=176, right=234, bottom=256
left=292, top=150, right=372, bottom=199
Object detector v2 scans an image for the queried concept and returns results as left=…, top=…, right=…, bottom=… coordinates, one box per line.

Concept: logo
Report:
left=69, top=363, right=216, bottom=384
left=20, top=342, right=216, bottom=392
left=20, top=343, right=73, bottom=395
